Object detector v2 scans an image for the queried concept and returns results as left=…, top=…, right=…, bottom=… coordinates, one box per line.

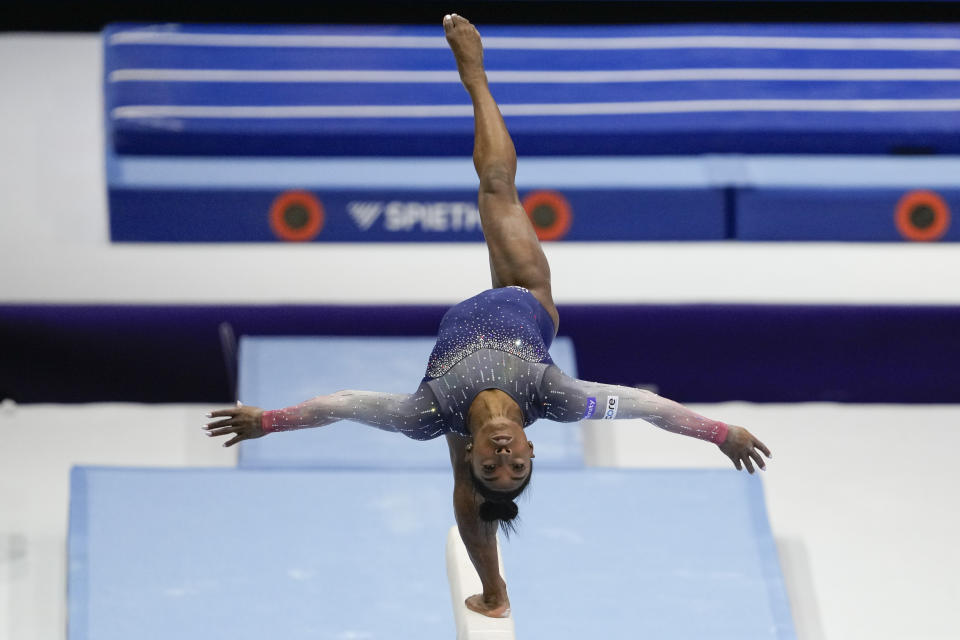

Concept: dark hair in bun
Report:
left=469, top=462, right=533, bottom=537
left=478, top=500, right=519, bottom=522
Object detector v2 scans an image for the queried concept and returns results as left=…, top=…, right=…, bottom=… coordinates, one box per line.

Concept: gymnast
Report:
left=205, top=14, right=771, bottom=619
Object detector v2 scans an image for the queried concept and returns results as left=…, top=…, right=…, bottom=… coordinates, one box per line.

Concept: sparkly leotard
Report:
left=261, top=287, right=728, bottom=445
left=421, top=286, right=556, bottom=436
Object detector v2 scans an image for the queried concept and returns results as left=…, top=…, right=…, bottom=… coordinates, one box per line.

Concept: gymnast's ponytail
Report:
left=469, top=462, right=532, bottom=537
left=478, top=500, right=519, bottom=523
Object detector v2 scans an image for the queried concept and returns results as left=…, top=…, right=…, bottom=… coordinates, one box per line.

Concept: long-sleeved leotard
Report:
left=538, top=366, right=728, bottom=443
left=261, top=386, right=446, bottom=440
left=260, top=287, right=727, bottom=444
left=261, top=359, right=727, bottom=445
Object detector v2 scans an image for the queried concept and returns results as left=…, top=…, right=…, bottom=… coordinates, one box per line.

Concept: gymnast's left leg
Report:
left=444, top=13, right=560, bottom=335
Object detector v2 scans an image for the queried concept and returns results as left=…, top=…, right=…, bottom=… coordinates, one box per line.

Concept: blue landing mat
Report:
left=237, top=336, right=584, bottom=469
left=503, top=469, right=795, bottom=639
left=68, top=467, right=795, bottom=640
left=68, top=467, right=456, bottom=640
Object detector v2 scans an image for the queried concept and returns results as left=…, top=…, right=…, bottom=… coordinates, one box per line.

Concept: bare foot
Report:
left=465, top=593, right=511, bottom=618
left=443, top=14, right=486, bottom=89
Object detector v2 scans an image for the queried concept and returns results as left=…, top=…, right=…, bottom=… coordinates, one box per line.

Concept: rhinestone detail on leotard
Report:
left=425, top=286, right=552, bottom=379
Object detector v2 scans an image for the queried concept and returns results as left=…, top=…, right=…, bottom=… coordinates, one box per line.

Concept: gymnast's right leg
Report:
left=444, top=14, right=560, bottom=334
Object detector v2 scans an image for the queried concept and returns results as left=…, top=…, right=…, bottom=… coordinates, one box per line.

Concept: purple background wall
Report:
left=3, top=304, right=957, bottom=404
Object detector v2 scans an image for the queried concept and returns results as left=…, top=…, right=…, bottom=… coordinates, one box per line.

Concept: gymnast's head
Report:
left=465, top=415, right=535, bottom=532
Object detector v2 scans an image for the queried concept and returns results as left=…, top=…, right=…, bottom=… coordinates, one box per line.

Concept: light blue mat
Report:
left=68, top=467, right=795, bottom=640
left=237, top=336, right=584, bottom=469
left=68, top=467, right=455, bottom=640
left=503, top=469, right=795, bottom=639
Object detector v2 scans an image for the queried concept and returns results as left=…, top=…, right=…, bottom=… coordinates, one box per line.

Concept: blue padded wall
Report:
left=108, top=186, right=726, bottom=242
left=737, top=188, right=959, bottom=241
left=104, top=21, right=960, bottom=243
left=104, top=23, right=960, bottom=157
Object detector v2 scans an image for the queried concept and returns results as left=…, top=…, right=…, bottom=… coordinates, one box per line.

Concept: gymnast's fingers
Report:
left=208, top=409, right=237, bottom=419
left=223, top=434, right=246, bottom=448
left=205, top=425, right=241, bottom=437
left=754, top=438, right=772, bottom=459
left=730, top=454, right=742, bottom=471
left=742, top=454, right=756, bottom=474
left=204, top=417, right=239, bottom=430
left=749, top=448, right=766, bottom=471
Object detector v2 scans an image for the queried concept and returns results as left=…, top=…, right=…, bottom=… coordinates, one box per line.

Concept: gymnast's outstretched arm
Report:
left=446, top=434, right=511, bottom=618
left=539, top=367, right=772, bottom=472
left=204, top=385, right=445, bottom=447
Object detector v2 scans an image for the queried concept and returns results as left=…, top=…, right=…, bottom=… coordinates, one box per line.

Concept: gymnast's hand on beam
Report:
left=203, top=404, right=266, bottom=447
left=718, top=425, right=771, bottom=474
left=465, top=590, right=511, bottom=619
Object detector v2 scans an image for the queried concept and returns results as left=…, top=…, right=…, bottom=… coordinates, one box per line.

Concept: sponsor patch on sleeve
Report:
left=582, top=397, right=597, bottom=419
left=602, top=395, right=620, bottom=420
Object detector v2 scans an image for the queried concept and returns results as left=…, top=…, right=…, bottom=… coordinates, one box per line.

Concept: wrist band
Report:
left=711, top=422, right=729, bottom=445
left=261, top=409, right=277, bottom=434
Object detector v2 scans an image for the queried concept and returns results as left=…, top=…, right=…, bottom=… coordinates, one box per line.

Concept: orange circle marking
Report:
left=895, top=190, right=950, bottom=242
left=269, top=191, right=324, bottom=242
left=521, top=190, right=572, bottom=241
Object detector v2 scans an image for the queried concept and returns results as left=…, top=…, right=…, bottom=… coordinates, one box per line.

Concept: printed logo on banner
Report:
left=348, top=202, right=383, bottom=231
left=347, top=201, right=481, bottom=233
left=894, top=190, right=951, bottom=242
left=521, top=190, right=573, bottom=241
left=582, top=397, right=597, bottom=419
left=269, top=191, right=324, bottom=242
left=603, top=395, right=619, bottom=420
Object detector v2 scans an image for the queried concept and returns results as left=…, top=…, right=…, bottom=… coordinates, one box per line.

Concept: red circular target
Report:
left=894, top=190, right=950, bottom=242
left=521, top=190, right=572, bottom=241
left=269, top=191, right=324, bottom=242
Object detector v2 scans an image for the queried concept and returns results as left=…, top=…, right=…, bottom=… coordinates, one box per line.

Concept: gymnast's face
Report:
left=469, top=417, right=535, bottom=492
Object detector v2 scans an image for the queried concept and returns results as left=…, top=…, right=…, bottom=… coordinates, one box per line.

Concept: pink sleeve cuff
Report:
left=711, top=422, right=729, bottom=445
left=261, top=410, right=277, bottom=434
